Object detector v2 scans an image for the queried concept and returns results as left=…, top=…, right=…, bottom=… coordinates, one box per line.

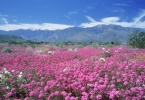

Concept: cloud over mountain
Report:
left=0, top=10, right=145, bottom=31
left=0, top=23, right=74, bottom=31
left=80, top=10, right=145, bottom=28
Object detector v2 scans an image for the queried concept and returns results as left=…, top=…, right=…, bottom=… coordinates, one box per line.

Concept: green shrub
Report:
left=91, top=43, right=100, bottom=48
left=128, top=31, right=145, bottom=48
left=1, top=48, right=12, bottom=53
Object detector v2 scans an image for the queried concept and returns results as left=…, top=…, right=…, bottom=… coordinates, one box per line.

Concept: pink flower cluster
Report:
left=0, top=45, right=145, bottom=100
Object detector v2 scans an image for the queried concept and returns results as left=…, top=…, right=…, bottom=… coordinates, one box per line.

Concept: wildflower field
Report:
left=0, top=44, right=145, bottom=100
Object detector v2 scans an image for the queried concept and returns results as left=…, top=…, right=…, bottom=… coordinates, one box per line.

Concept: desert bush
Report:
left=1, top=48, right=12, bottom=53
left=91, top=43, right=100, bottom=48
left=128, top=31, right=145, bottom=48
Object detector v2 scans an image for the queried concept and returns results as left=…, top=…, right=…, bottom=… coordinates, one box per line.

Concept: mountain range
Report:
left=0, top=34, right=25, bottom=43
left=0, top=24, right=144, bottom=43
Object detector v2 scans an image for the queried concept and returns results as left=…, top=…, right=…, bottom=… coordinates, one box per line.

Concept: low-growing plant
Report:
left=0, top=45, right=145, bottom=99
left=1, top=48, right=12, bottom=53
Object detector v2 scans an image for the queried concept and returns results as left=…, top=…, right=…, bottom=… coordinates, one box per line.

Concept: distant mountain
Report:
left=0, top=24, right=144, bottom=43
left=0, top=34, right=25, bottom=43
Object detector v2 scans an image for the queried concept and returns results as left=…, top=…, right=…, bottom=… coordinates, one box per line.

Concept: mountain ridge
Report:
left=0, top=34, right=25, bottom=43
left=0, top=24, right=144, bottom=43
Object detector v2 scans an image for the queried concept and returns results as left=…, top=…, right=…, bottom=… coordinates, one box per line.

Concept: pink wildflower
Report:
left=6, top=92, right=13, bottom=98
left=123, top=81, right=128, bottom=85
left=44, top=85, right=49, bottom=92
left=29, top=91, right=35, bottom=96
left=11, top=88, right=16, bottom=92
left=96, top=94, right=102, bottom=100
left=24, top=97, right=29, bottom=100
left=61, top=91, right=67, bottom=96
left=39, top=93, right=44, bottom=98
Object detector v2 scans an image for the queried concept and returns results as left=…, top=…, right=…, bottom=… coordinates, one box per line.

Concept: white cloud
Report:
left=64, top=15, right=71, bottom=19
left=85, top=16, right=96, bottom=23
left=101, top=17, right=120, bottom=23
left=0, top=23, right=74, bottom=31
left=80, top=10, right=145, bottom=28
left=13, top=19, right=17, bottom=22
left=0, top=14, right=9, bottom=17
left=68, top=11, right=78, bottom=15
left=1, top=10, right=145, bottom=31
left=87, top=6, right=95, bottom=10
left=80, top=16, right=117, bottom=28
left=0, top=14, right=9, bottom=24
left=79, top=22, right=100, bottom=28
left=114, top=3, right=129, bottom=6
left=0, top=18, right=8, bottom=24
left=64, top=11, right=78, bottom=19
left=112, top=9, right=125, bottom=12
left=133, top=10, right=145, bottom=24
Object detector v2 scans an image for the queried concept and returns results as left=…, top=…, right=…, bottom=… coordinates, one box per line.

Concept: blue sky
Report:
left=0, top=0, right=145, bottom=31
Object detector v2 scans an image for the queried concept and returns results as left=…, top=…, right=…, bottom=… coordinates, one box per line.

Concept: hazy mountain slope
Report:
left=0, top=34, right=25, bottom=43
left=0, top=24, right=144, bottom=43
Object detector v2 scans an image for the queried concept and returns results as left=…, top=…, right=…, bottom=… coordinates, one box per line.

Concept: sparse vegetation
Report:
left=1, top=48, right=12, bottom=53
left=0, top=34, right=25, bottom=43
left=128, top=31, right=145, bottom=48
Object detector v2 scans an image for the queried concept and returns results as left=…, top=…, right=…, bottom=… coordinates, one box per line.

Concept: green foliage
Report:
left=91, top=43, right=100, bottom=48
left=100, top=41, right=121, bottom=48
left=0, top=34, right=25, bottom=43
left=1, top=48, right=12, bottom=53
left=128, top=31, right=145, bottom=48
